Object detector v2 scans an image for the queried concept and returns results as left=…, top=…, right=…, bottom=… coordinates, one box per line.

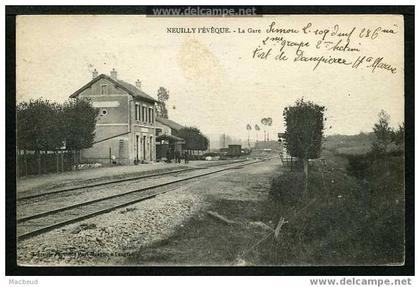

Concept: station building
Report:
left=69, top=69, right=158, bottom=165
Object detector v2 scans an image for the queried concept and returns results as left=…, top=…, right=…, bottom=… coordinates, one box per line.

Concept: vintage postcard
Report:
left=12, top=10, right=408, bottom=269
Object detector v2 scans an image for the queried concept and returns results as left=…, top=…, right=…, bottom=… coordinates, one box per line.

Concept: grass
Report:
left=264, top=150, right=405, bottom=265
left=122, top=147, right=404, bottom=266
left=124, top=199, right=274, bottom=265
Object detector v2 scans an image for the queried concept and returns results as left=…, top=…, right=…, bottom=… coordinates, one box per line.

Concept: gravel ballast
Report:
left=17, top=187, right=205, bottom=266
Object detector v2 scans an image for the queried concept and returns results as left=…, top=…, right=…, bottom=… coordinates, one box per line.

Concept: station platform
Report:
left=16, top=161, right=215, bottom=193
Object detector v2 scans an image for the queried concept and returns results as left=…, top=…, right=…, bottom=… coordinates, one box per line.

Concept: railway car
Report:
left=227, top=144, right=242, bottom=158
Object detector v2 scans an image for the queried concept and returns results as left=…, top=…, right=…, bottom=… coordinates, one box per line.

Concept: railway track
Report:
left=17, top=158, right=270, bottom=241
left=17, top=159, right=249, bottom=201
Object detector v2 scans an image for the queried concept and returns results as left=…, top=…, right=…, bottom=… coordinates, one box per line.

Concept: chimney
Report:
left=92, top=68, right=98, bottom=79
left=110, top=68, right=117, bottom=79
left=135, top=79, right=142, bottom=90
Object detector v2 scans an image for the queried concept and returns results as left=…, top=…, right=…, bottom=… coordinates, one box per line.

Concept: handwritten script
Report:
left=250, top=21, right=399, bottom=74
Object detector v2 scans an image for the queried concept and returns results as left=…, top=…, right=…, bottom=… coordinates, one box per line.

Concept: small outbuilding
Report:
left=155, top=117, right=185, bottom=161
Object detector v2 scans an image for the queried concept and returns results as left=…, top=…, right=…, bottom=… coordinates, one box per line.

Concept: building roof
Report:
left=156, top=134, right=185, bottom=143
left=69, top=74, right=157, bottom=103
left=156, top=117, right=185, bottom=131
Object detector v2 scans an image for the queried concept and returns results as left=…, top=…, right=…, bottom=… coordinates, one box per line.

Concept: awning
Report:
left=156, top=134, right=185, bottom=143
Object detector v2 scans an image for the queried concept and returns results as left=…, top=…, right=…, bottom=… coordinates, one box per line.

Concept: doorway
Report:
left=142, top=135, right=146, bottom=160
left=149, top=136, right=153, bottom=161
left=136, top=135, right=139, bottom=161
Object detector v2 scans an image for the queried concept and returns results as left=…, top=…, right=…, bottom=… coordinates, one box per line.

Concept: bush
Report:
left=346, top=153, right=372, bottom=179
left=345, top=151, right=404, bottom=182
left=269, top=172, right=305, bottom=207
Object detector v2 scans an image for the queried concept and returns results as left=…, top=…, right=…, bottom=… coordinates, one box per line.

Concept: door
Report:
left=149, top=136, right=153, bottom=161
left=136, top=135, right=139, bottom=161
left=118, top=139, right=124, bottom=163
left=142, top=135, right=146, bottom=160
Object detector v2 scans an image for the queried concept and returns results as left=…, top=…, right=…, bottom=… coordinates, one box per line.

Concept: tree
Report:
left=392, top=123, right=405, bottom=148
left=178, top=127, right=209, bottom=153
left=261, top=118, right=268, bottom=141
left=17, top=99, right=64, bottom=151
left=372, top=110, right=393, bottom=153
left=254, top=124, right=260, bottom=143
left=16, top=98, right=97, bottom=174
left=283, top=99, right=325, bottom=193
left=246, top=124, right=252, bottom=147
left=266, top=117, right=273, bottom=141
left=16, top=99, right=64, bottom=174
left=199, top=134, right=210, bottom=151
left=62, top=99, right=98, bottom=158
left=156, top=87, right=169, bottom=119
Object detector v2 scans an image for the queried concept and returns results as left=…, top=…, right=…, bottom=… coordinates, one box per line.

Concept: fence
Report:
left=16, top=149, right=79, bottom=177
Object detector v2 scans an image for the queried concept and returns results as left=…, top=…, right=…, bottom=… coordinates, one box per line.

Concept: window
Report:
left=139, top=104, right=143, bottom=121
left=149, top=107, right=153, bottom=123
left=142, top=106, right=146, bottom=122
left=135, top=104, right=139, bottom=121
left=100, top=84, right=108, bottom=95
left=101, top=109, right=108, bottom=115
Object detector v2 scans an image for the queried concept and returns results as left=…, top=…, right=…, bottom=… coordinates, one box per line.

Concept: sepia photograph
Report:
left=6, top=6, right=413, bottom=274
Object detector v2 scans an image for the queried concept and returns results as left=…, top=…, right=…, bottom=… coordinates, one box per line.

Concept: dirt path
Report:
left=122, top=158, right=283, bottom=266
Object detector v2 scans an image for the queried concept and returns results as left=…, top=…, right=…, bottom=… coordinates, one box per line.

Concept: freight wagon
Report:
left=227, top=144, right=242, bottom=158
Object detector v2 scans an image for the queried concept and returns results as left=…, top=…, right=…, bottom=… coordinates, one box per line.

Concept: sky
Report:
left=16, top=15, right=404, bottom=140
